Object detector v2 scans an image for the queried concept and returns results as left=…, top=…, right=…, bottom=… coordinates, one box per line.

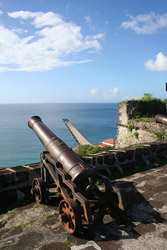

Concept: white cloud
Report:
left=90, top=88, right=98, bottom=96
left=85, top=16, right=95, bottom=30
left=0, top=10, right=2, bottom=15
left=145, top=52, right=167, bottom=71
left=12, top=28, right=28, bottom=34
left=0, top=11, right=103, bottom=72
left=121, top=12, right=167, bottom=34
left=104, top=87, right=119, bottom=98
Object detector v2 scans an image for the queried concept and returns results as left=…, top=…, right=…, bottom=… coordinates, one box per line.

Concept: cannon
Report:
left=29, top=116, right=125, bottom=234
left=155, top=114, right=167, bottom=125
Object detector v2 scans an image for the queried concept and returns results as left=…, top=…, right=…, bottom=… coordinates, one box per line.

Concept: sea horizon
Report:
left=0, top=103, right=118, bottom=167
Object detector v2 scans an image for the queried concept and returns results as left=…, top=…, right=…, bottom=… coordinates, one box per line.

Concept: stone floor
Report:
left=0, top=165, right=167, bottom=250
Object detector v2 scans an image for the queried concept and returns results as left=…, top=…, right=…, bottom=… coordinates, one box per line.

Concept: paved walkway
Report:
left=0, top=165, right=167, bottom=250
left=63, top=119, right=91, bottom=145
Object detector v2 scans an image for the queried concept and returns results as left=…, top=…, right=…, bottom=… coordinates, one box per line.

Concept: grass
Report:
left=0, top=221, right=34, bottom=233
left=65, top=240, right=75, bottom=248
left=131, top=116, right=155, bottom=122
left=33, top=203, right=45, bottom=208
left=149, top=129, right=164, bottom=139
left=19, top=221, right=34, bottom=227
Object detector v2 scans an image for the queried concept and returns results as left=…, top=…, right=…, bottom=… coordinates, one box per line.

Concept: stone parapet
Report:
left=1, top=140, right=167, bottom=206
left=83, top=140, right=167, bottom=177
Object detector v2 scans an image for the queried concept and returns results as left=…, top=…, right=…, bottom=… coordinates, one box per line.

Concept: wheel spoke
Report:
left=59, top=198, right=81, bottom=234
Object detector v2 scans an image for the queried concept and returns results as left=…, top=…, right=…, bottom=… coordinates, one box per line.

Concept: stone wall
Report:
left=115, top=101, right=167, bottom=148
left=0, top=163, right=40, bottom=206
left=83, top=140, right=167, bottom=177
left=122, top=100, right=167, bottom=120
left=1, top=140, right=167, bottom=206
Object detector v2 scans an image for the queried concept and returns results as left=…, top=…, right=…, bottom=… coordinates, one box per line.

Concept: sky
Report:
left=0, top=0, right=167, bottom=103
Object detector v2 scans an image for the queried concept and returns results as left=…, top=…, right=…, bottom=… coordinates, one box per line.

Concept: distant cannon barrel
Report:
left=28, top=116, right=96, bottom=187
left=155, top=114, right=167, bottom=125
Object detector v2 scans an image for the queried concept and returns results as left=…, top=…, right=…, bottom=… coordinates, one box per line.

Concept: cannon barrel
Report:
left=28, top=116, right=96, bottom=187
left=155, top=114, right=167, bottom=125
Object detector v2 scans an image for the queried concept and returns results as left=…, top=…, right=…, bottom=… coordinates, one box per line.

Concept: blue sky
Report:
left=0, top=0, right=167, bottom=103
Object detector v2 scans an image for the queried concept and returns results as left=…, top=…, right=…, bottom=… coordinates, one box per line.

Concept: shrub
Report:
left=78, top=145, right=93, bottom=155
left=141, top=93, right=161, bottom=102
left=133, top=131, right=139, bottom=139
left=127, top=124, right=133, bottom=132
left=77, top=144, right=112, bottom=156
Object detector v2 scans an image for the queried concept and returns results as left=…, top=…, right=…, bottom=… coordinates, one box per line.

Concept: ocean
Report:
left=0, top=103, right=118, bottom=167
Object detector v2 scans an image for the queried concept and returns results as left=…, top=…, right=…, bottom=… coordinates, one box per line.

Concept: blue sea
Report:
left=0, top=103, right=118, bottom=167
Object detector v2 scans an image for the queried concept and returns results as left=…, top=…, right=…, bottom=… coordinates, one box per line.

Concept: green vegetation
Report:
left=65, top=240, right=75, bottom=248
left=7, top=210, right=16, bottom=215
left=149, top=129, right=164, bottom=139
left=133, top=131, right=139, bottom=139
left=131, top=115, right=154, bottom=121
left=154, top=131, right=164, bottom=139
left=33, top=203, right=45, bottom=208
left=95, top=179, right=102, bottom=186
left=127, top=124, right=133, bottom=132
left=19, top=221, right=34, bottom=227
left=63, top=231, right=69, bottom=235
left=0, top=221, right=34, bottom=233
left=135, top=143, right=144, bottom=147
left=77, top=144, right=112, bottom=156
left=122, top=93, right=167, bottom=104
left=141, top=93, right=162, bottom=102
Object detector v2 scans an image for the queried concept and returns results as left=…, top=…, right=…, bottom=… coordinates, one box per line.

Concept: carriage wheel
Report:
left=32, top=178, right=47, bottom=203
left=59, top=198, right=82, bottom=234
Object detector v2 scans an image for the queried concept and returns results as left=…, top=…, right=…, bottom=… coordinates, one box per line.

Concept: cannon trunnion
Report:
left=29, top=116, right=125, bottom=234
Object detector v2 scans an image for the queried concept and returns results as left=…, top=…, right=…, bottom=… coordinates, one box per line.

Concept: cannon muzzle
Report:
left=28, top=116, right=96, bottom=188
left=155, top=114, right=167, bottom=125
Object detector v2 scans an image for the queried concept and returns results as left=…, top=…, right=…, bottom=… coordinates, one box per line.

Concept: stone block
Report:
left=97, top=156, right=103, bottom=165
left=134, top=148, right=143, bottom=159
left=125, top=149, right=135, bottom=161
left=119, top=162, right=136, bottom=173
left=116, top=151, right=126, bottom=162
left=143, top=146, right=151, bottom=156
left=103, top=154, right=115, bottom=165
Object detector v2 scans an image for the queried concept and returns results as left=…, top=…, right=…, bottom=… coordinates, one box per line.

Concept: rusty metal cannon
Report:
left=28, top=116, right=125, bottom=234
left=155, top=114, right=167, bottom=125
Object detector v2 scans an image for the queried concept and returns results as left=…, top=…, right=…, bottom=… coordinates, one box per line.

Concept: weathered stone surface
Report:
left=115, top=101, right=167, bottom=149
left=1, top=165, right=167, bottom=250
